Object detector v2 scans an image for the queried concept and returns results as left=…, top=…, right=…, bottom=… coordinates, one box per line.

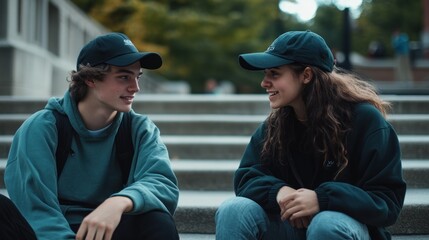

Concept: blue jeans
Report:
left=215, top=197, right=370, bottom=240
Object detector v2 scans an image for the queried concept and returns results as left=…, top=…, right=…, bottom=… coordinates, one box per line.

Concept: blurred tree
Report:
left=354, top=0, right=422, bottom=57
left=71, top=0, right=305, bottom=93
left=70, top=0, right=424, bottom=92
left=309, top=4, right=344, bottom=51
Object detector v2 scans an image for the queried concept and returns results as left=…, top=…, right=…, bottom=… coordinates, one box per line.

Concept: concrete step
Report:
left=1, top=135, right=429, bottom=160
left=0, top=94, right=429, bottom=115
left=0, top=114, right=264, bottom=136
left=0, top=189, right=428, bottom=236
left=384, top=95, right=429, bottom=114
left=1, top=159, right=428, bottom=190
left=0, top=135, right=250, bottom=160
left=174, top=159, right=429, bottom=190
left=1, top=113, right=429, bottom=136
left=172, top=160, right=239, bottom=191
left=388, top=114, right=429, bottom=135
left=167, top=135, right=429, bottom=160
left=0, top=95, right=270, bottom=115
left=174, top=189, right=429, bottom=235
left=179, top=234, right=429, bottom=240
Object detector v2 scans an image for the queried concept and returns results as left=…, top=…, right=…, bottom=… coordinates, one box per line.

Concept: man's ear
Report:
left=302, top=67, right=313, bottom=84
left=85, top=79, right=96, bottom=87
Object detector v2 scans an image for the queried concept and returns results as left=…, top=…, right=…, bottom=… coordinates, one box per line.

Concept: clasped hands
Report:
left=276, top=186, right=320, bottom=229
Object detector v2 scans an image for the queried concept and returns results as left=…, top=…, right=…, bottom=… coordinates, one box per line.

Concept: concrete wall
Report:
left=0, top=0, right=106, bottom=97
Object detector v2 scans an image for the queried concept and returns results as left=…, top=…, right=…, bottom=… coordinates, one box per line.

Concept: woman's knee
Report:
left=216, top=197, right=266, bottom=223
left=215, top=197, right=269, bottom=240
left=307, top=211, right=369, bottom=240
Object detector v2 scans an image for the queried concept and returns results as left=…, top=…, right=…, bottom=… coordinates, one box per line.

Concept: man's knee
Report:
left=114, top=210, right=179, bottom=240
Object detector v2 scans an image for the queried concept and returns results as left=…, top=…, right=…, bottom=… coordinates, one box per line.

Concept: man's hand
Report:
left=76, top=196, right=133, bottom=240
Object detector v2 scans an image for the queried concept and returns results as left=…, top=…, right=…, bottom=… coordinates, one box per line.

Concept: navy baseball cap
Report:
left=239, top=30, right=334, bottom=72
left=76, top=32, right=162, bottom=70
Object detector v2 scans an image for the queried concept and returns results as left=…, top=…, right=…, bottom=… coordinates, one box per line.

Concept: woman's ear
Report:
left=302, top=67, right=313, bottom=84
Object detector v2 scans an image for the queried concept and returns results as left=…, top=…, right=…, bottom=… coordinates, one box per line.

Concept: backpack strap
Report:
left=53, top=110, right=74, bottom=179
left=115, top=112, right=134, bottom=185
left=53, top=110, right=134, bottom=185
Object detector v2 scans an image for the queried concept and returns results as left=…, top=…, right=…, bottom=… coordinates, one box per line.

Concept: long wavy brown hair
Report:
left=261, top=64, right=390, bottom=179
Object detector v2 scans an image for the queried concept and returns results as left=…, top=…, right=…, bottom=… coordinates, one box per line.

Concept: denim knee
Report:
left=215, top=197, right=269, bottom=240
left=307, top=211, right=370, bottom=240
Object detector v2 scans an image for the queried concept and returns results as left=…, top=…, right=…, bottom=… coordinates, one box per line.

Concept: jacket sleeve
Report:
left=234, top=123, right=286, bottom=213
left=5, top=111, right=76, bottom=240
left=315, top=105, right=406, bottom=227
left=112, top=116, right=179, bottom=215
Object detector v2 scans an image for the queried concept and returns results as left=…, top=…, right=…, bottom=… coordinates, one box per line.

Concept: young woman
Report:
left=5, top=33, right=179, bottom=240
left=215, top=30, right=406, bottom=240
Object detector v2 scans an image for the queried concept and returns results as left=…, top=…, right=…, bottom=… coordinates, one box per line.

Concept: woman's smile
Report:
left=268, top=90, right=279, bottom=97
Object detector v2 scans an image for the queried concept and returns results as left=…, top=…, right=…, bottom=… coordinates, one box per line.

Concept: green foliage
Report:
left=354, top=0, right=423, bottom=57
left=70, top=0, right=306, bottom=93
left=70, top=0, right=425, bottom=92
left=309, top=4, right=344, bottom=49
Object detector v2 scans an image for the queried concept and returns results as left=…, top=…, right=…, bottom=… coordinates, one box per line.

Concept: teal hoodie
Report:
left=5, top=91, right=179, bottom=239
left=235, top=103, right=406, bottom=239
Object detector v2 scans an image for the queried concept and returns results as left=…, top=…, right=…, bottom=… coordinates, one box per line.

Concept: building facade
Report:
left=0, top=0, right=106, bottom=97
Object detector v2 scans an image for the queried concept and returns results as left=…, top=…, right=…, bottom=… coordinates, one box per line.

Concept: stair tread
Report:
left=178, top=234, right=429, bottom=240
left=3, top=113, right=429, bottom=121
left=1, top=94, right=429, bottom=101
left=4, top=189, right=425, bottom=208
left=2, top=159, right=429, bottom=170
left=177, top=189, right=429, bottom=207
left=3, top=189, right=425, bottom=209
left=2, top=134, right=429, bottom=142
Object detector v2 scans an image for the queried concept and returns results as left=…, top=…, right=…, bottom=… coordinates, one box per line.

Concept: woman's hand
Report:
left=280, top=188, right=320, bottom=223
left=276, top=186, right=296, bottom=221
left=75, top=196, right=133, bottom=240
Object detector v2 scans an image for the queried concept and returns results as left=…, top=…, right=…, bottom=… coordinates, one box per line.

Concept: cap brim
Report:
left=239, top=52, right=294, bottom=70
left=106, top=52, right=162, bottom=69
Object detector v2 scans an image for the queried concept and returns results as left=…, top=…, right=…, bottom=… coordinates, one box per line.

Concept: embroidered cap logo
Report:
left=124, top=39, right=134, bottom=47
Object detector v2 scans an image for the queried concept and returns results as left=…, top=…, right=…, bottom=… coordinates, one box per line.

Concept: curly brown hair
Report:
left=67, top=64, right=110, bottom=102
left=261, top=64, right=390, bottom=179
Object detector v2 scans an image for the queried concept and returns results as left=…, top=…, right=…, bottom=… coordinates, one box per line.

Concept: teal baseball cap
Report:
left=239, top=30, right=334, bottom=72
left=77, top=32, right=162, bottom=70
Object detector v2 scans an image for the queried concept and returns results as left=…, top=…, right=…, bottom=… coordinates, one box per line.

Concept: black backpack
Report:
left=52, top=110, right=134, bottom=185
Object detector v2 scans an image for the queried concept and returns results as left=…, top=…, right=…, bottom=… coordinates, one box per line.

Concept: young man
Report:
left=4, top=32, right=179, bottom=239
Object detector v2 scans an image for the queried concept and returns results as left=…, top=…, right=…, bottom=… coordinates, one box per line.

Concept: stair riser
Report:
left=0, top=141, right=428, bottom=159
left=1, top=119, right=429, bottom=136
left=1, top=164, right=428, bottom=190
left=387, top=204, right=429, bottom=235
left=175, top=171, right=234, bottom=191
left=173, top=205, right=429, bottom=235
left=153, top=141, right=429, bottom=160
left=0, top=119, right=262, bottom=136
left=0, top=96, right=428, bottom=114
left=175, top=166, right=429, bottom=190
left=389, top=120, right=429, bottom=135
left=0, top=101, right=270, bottom=115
